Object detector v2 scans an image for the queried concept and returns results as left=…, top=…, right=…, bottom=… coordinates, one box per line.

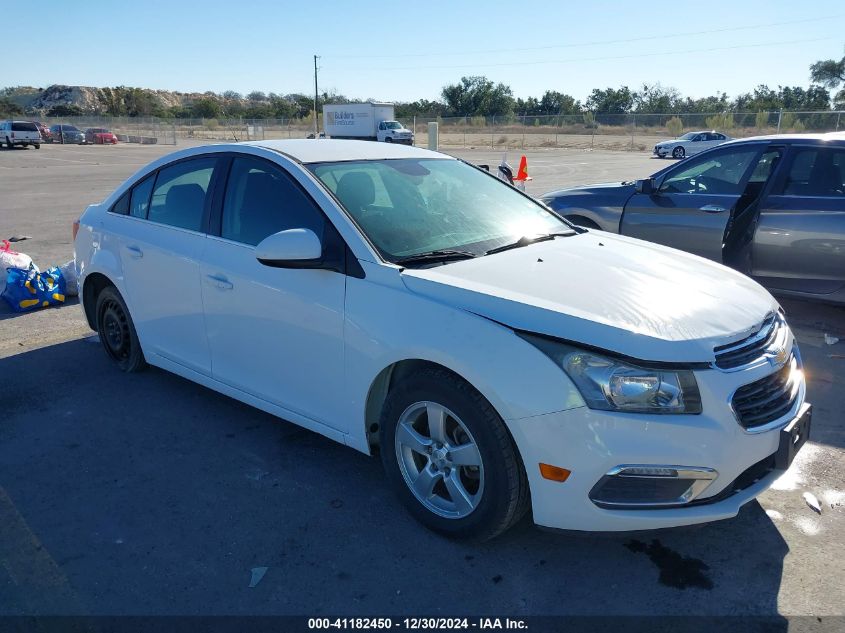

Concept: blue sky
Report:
left=3, top=0, right=843, bottom=103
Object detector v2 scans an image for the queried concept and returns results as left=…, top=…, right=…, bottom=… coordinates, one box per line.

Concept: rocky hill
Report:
left=4, top=84, right=207, bottom=115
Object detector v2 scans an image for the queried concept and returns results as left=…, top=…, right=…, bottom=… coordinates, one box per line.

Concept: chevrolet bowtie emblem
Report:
left=769, top=346, right=789, bottom=367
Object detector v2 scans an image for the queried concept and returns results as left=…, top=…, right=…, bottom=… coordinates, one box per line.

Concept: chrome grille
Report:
left=731, top=354, right=800, bottom=429
left=714, top=312, right=786, bottom=370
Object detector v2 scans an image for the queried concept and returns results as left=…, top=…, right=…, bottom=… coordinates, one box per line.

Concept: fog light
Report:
left=590, top=464, right=717, bottom=509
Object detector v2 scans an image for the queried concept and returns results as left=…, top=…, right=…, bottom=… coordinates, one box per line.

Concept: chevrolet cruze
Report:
left=74, top=140, right=811, bottom=540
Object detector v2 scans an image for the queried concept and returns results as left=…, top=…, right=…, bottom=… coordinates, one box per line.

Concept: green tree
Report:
left=192, top=98, right=221, bottom=118
left=585, top=86, right=633, bottom=114
left=441, top=76, right=514, bottom=117
left=810, top=52, right=845, bottom=88
left=0, top=97, right=23, bottom=117
left=47, top=104, right=82, bottom=117
left=539, top=90, right=580, bottom=115
left=633, top=83, right=682, bottom=113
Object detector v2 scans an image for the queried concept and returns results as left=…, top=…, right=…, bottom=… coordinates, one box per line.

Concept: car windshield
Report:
left=309, top=159, right=570, bottom=261
left=679, top=132, right=697, bottom=140
left=89, top=128, right=108, bottom=133
left=64, top=126, right=80, bottom=132
left=383, top=121, right=402, bottom=130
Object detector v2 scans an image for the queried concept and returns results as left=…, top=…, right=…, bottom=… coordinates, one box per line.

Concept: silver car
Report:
left=541, top=133, right=845, bottom=304
left=653, top=130, right=732, bottom=159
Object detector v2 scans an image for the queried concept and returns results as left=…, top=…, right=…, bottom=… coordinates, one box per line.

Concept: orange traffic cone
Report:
left=514, top=155, right=532, bottom=182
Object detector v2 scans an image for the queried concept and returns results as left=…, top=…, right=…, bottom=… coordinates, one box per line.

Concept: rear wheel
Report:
left=34, top=144, right=40, bottom=150
left=380, top=366, right=529, bottom=541
left=95, top=286, right=147, bottom=373
left=672, top=146, right=685, bottom=159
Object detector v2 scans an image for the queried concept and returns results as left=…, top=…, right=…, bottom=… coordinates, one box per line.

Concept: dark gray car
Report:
left=541, top=133, right=845, bottom=304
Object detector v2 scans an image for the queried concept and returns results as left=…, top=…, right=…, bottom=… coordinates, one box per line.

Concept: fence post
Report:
left=464, top=115, right=467, bottom=148
left=490, top=115, right=494, bottom=149
left=631, top=113, right=635, bottom=149
left=412, top=115, right=416, bottom=147
left=837, top=111, right=841, bottom=131
left=776, top=109, right=783, bottom=134
left=521, top=114, right=526, bottom=149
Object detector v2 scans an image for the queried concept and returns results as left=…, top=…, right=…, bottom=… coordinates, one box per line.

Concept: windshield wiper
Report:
left=394, top=249, right=477, bottom=267
left=485, top=232, right=574, bottom=255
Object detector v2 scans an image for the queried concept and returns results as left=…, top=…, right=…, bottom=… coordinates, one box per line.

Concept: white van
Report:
left=1, top=120, right=42, bottom=149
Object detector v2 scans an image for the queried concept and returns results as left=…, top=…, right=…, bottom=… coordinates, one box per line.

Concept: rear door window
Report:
left=147, top=157, right=217, bottom=231
left=779, top=148, right=845, bottom=197
left=11, top=122, right=38, bottom=132
left=129, top=175, right=155, bottom=219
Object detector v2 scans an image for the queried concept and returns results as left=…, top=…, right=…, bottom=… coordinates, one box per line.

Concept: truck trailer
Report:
left=322, top=103, right=414, bottom=144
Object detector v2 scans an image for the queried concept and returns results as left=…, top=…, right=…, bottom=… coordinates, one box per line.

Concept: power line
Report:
left=325, top=37, right=839, bottom=72
left=336, top=15, right=842, bottom=60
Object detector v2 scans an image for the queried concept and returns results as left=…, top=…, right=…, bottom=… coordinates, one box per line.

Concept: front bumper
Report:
left=506, top=362, right=808, bottom=531
left=653, top=147, right=669, bottom=157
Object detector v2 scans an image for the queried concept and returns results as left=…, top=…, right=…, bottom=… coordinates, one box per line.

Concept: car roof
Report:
left=723, top=131, right=845, bottom=145
left=243, top=139, right=450, bottom=164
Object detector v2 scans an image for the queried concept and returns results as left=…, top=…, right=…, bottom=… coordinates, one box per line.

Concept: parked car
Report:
left=1, top=120, right=42, bottom=149
left=542, top=133, right=845, bottom=304
left=33, top=121, right=52, bottom=142
left=75, top=140, right=811, bottom=538
left=653, top=130, right=732, bottom=159
left=48, top=124, right=85, bottom=144
left=85, top=127, right=118, bottom=144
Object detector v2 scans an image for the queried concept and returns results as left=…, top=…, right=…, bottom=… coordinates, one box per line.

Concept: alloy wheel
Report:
left=394, top=401, right=484, bottom=519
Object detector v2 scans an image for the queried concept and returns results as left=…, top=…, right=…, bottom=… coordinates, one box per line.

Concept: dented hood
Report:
left=400, top=232, right=779, bottom=363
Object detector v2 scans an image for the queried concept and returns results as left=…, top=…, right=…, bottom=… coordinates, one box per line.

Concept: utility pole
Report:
left=313, top=54, right=320, bottom=137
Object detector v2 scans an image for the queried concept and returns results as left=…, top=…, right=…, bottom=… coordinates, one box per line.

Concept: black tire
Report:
left=384, top=137, right=393, bottom=143
left=34, top=144, right=40, bottom=150
left=5, top=137, right=13, bottom=149
left=380, top=366, right=529, bottom=541
left=672, top=146, right=685, bottom=159
left=95, top=286, right=147, bottom=373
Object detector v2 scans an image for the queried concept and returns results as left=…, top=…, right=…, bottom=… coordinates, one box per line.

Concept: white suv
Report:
left=1, top=120, right=42, bottom=149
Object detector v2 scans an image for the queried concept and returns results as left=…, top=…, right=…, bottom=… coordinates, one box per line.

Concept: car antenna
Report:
left=219, top=107, right=240, bottom=143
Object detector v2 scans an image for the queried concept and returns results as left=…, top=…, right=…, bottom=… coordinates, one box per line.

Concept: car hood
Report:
left=656, top=138, right=686, bottom=147
left=400, top=232, right=778, bottom=363
left=542, top=182, right=634, bottom=204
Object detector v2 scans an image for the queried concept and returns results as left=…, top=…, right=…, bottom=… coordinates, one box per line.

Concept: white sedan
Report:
left=74, top=140, right=810, bottom=539
left=653, top=130, right=732, bottom=159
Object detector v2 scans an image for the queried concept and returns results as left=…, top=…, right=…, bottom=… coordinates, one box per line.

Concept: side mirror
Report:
left=635, top=178, right=656, bottom=195
left=256, top=229, right=323, bottom=268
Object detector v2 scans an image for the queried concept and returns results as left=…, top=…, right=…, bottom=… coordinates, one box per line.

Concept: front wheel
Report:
left=672, top=146, right=685, bottom=159
left=380, top=366, right=529, bottom=541
left=95, top=286, right=147, bottom=372
left=384, top=137, right=393, bottom=143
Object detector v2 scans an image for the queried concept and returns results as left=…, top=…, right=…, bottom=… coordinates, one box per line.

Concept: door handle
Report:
left=125, top=245, right=143, bottom=258
left=700, top=205, right=726, bottom=213
left=205, top=274, right=233, bottom=290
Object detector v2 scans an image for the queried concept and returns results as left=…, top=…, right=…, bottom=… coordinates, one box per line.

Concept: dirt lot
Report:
left=1, top=141, right=844, bottom=620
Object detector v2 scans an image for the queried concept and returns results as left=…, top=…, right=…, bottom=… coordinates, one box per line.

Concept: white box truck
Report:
left=323, top=103, right=414, bottom=144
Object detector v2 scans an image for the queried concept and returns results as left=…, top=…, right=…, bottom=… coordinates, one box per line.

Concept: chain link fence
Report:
left=31, top=110, right=845, bottom=150
left=407, top=110, right=845, bottom=151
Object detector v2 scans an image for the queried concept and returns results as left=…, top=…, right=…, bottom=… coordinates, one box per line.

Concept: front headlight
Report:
left=519, top=334, right=702, bottom=414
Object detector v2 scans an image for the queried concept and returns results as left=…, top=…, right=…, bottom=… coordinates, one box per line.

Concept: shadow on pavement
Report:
left=0, top=338, right=789, bottom=623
